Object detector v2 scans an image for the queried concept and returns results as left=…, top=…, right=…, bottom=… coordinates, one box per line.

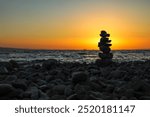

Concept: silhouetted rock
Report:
left=130, top=79, right=150, bottom=93
left=5, top=75, right=17, bottom=82
left=22, top=91, right=31, bottom=98
left=0, top=62, right=13, bottom=71
left=12, top=79, right=27, bottom=91
left=99, top=53, right=113, bottom=60
left=45, top=75, right=54, bottom=82
left=40, top=85, right=49, bottom=92
left=97, top=30, right=113, bottom=63
left=110, top=69, right=123, bottom=79
left=0, top=84, right=14, bottom=96
left=39, top=90, right=49, bottom=100
left=9, top=60, right=19, bottom=68
left=53, top=85, right=66, bottom=95
left=64, top=85, right=73, bottom=97
left=100, top=30, right=110, bottom=37
left=42, top=59, right=58, bottom=70
left=0, top=58, right=150, bottom=100
left=89, top=82, right=103, bottom=92
left=0, top=66, right=9, bottom=74
left=30, top=86, right=39, bottom=100
left=72, top=71, right=88, bottom=85
left=74, top=84, right=89, bottom=99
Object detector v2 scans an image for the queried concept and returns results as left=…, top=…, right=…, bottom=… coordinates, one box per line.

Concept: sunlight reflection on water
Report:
left=0, top=49, right=150, bottom=63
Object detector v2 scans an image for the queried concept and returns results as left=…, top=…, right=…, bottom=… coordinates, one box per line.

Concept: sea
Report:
left=0, top=48, right=150, bottom=63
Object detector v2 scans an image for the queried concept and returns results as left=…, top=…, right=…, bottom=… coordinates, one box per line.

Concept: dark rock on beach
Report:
left=9, top=60, right=19, bottom=68
left=0, top=59, right=150, bottom=100
left=12, top=79, right=27, bottom=91
left=42, top=59, right=58, bottom=70
left=72, top=71, right=88, bottom=85
left=0, top=66, right=9, bottom=74
left=0, top=84, right=14, bottom=96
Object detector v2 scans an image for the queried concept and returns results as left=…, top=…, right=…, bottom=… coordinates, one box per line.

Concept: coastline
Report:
left=0, top=59, right=150, bottom=100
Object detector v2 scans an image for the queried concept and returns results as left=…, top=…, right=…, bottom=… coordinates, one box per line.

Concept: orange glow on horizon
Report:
left=0, top=7, right=150, bottom=50
left=0, top=1, right=150, bottom=50
left=1, top=18, right=150, bottom=50
left=1, top=36, right=150, bottom=50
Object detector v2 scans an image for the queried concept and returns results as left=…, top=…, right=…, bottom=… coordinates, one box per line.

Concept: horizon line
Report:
left=0, top=46, right=150, bottom=51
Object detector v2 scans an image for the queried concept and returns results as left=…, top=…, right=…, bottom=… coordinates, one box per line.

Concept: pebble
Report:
left=0, top=67, right=9, bottom=74
left=74, top=84, right=89, bottom=99
left=42, top=59, right=58, bottom=70
left=110, top=69, right=122, bottom=79
left=0, top=62, right=13, bottom=71
left=39, top=90, right=49, bottom=100
left=0, top=84, right=14, bottom=96
left=40, top=85, right=49, bottom=92
left=64, top=85, right=73, bottom=97
left=53, top=85, right=66, bottom=95
left=72, top=71, right=88, bottom=85
left=23, top=91, right=31, bottom=98
left=9, top=60, right=19, bottom=68
left=30, top=87, right=39, bottom=100
left=5, top=75, right=17, bottom=82
left=12, top=79, right=27, bottom=91
left=0, top=59, right=150, bottom=100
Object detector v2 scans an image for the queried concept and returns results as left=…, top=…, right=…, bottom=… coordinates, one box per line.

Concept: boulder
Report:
left=110, top=69, right=122, bottom=79
left=130, top=79, right=150, bottom=93
left=39, top=90, right=49, bottom=100
left=89, top=82, right=103, bottom=92
left=0, top=84, right=14, bottom=96
left=36, top=79, right=47, bottom=86
left=9, top=60, right=19, bottom=68
left=12, top=79, right=27, bottom=91
left=74, top=84, right=89, bottom=99
left=30, top=86, right=39, bottom=100
left=40, top=85, right=49, bottom=92
left=22, top=91, right=31, bottom=98
left=72, top=71, right=88, bottom=85
left=124, top=89, right=134, bottom=98
left=53, top=85, right=66, bottom=95
left=64, top=85, right=73, bottom=96
left=42, top=59, right=58, bottom=70
left=0, top=62, right=13, bottom=71
left=5, top=75, right=17, bottom=82
left=104, top=84, right=115, bottom=93
left=45, top=75, right=54, bottom=82
left=0, top=67, right=9, bottom=74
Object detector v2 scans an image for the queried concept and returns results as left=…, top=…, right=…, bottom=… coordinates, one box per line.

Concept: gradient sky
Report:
left=0, top=0, right=150, bottom=50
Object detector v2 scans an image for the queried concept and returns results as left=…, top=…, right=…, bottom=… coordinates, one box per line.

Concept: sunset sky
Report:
left=0, top=0, right=150, bottom=50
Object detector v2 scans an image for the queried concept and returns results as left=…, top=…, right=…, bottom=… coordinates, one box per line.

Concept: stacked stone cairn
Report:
left=98, top=30, right=113, bottom=62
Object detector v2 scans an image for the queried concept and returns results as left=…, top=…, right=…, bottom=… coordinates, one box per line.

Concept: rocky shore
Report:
left=0, top=59, right=150, bottom=100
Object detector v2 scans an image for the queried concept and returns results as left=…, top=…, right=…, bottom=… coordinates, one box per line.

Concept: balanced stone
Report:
left=98, top=30, right=113, bottom=62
